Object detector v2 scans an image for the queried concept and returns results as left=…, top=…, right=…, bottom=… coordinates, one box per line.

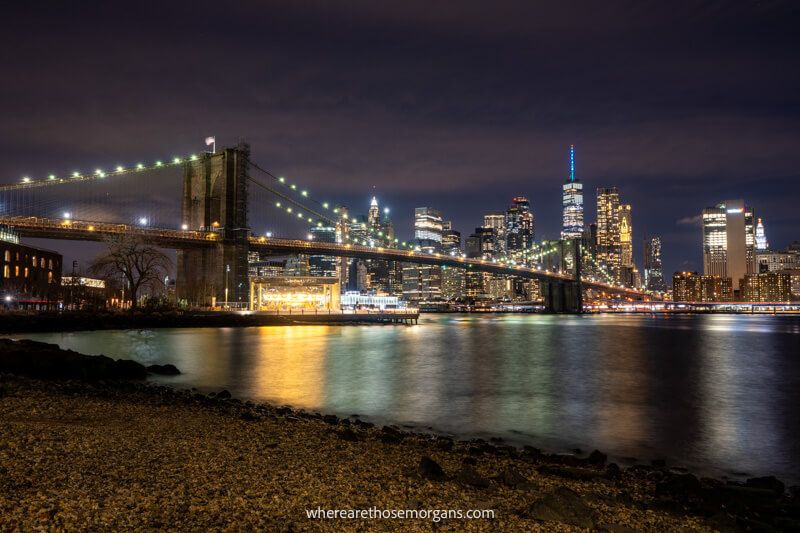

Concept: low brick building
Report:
left=1, top=225, right=62, bottom=309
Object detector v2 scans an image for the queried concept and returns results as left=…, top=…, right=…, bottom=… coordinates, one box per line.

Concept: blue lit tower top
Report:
left=561, top=144, right=584, bottom=240
left=570, top=144, right=575, bottom=182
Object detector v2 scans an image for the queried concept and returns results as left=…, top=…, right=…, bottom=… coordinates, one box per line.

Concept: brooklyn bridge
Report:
left=0, top=143, right=650, bottom=312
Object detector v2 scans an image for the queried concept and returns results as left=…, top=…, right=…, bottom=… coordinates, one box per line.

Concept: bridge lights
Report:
left=322, top=203, right=329, bottom=209
left=190, top=154, right=198, bottom=161
left=63, top=212, right=71, bottom=220
left=332, top=208, right=339, bottom=214
left=278, top=177, right=285, bottom=183
left=136, top=163, right=144, bottom=170
left=173, top=157, right=181, bottom=164
left=266, top=232, right=273, bottom=238
left=297, top=212, right=303, bottom=218
left=48, top=174, right=56, bottom=180
left=138, top=217, right=148, bottom=226
left=21, top=177, right=30, bottom=183
left=155, top=161, right=163, bottom=167
left=290, top=184, right=296, bottom=190
left=301, top=190, right=308, bottom=197
left=307, top=234, right=313, bottom=240
left=95, top=169, right=105, bottom=177
left=72, top=171, right=80, bottom=178
left=181, top=224, right=189, bottom=231
left=116, top=166, right=124, bottom=173
left=286, top=207, right=292, bottom=213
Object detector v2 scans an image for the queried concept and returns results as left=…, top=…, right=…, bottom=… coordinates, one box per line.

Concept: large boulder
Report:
left=523, top=487, right=596, bottom=529
left=0, top=339, right=148, bottom=380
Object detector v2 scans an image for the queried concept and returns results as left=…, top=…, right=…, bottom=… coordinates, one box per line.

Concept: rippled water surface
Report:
left=15, top=314, right=800, bottom=482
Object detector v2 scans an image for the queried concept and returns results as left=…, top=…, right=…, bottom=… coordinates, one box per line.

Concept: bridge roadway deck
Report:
left=0, top=216, right=648, bottom=297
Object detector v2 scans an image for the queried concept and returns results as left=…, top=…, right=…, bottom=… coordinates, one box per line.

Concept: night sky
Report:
left=2, top=1, right=799, bottom=278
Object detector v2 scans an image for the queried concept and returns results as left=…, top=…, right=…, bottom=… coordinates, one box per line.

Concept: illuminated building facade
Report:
left=309, top=225, right=338, bottom=278
left=740, top=271, right=791, bottom=303
left=340, top=291, right=404, bottom=309
left=483, top=212, right=506, bottom=257
left=1, top=225, right=62, bottom=308
left=506, top=197, right=534, bottom=264
left=755, top=217, right=769, bottom=251
left=596, top=187, right=621, bottom=282
left=561, top=145, right=584, bottom=240
left=672, top=272, right=732, bottom=302
left=249, top=276, right=340, bottom=312
left=403, top=207, right=443, bottom=301
left=441, top=222, right=465, bottom=300
left=643, top=236, right=666, bottom=292
left=702, top=200, right=756, bottom=292
left=619, top=204, right=633, bottom=267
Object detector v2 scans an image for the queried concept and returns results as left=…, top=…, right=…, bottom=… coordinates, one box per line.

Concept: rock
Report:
left=597, top=524, right=641, bottom=533
left=240, top=410, right=259, bottom=421
left=436, top=437, right=454, bottom=451
left=462, top=456, right=477, bottom=466
left=586, top=449, right=608, bottom=466
left=0, top=339, right=149, bottom=381
left=656, top=473, right=701, bottom=501
left=216, top=390, right=231, bottom=400
left=456, top=466, right=490, bottom=488
left=605, top=463, right=622, bottom=480
left=523, top=487, right=596, bottom=529
left=651, top=458, right=666, bottom=468
left=745, top=476, right=785, bottom=496
left=146, top=364, right=181, bottom=375
left=419, top=456, right=446, bottom=481
left=539, top=464, right=605, bottom=481
left=353, top=419, right=374, bottom=429
left=495, top=466, right=530, bottom=489
left=338, top=428, right=359, bottom=442
left=380, top=426, right=405, bottom=444
left=322, top=415, right=339, bottom=425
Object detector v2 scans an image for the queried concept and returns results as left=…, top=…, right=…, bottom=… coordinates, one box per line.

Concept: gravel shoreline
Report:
left=4, top=376, right=789, bottom=532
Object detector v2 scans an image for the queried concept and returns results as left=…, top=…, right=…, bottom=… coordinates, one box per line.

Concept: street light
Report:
left=138, top=217, right=148, bottom=226
left=224, top=264, right=230, bottom=309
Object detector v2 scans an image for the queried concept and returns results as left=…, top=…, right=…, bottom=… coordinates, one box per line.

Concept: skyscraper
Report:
left=596, top=187, right=621, bottom=282
left=483, top=212, right=506, bottom=257
left=441, top=221, right=465, bottom=300
left=619, top=204, right=633, bottom=268
left=755, top=218, right=769, bottom=251
left=367, top=196, right=380, bottom=227
left=561, top=144, right=584, bottom=240
left=506, top=197, right=534, bottom=264
left=403, top=207, right=444, bottom=301
left=644, top=236, right=666, bottom=292
left=308, top=225, right=338, bottom=277
left=702, top=200, right=756, bottom=292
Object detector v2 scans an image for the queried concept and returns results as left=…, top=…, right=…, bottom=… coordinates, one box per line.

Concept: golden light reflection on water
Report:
left=251, top=325, right=331, bottom=409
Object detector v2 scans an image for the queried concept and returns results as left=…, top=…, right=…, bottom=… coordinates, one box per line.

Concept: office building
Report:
left=619, top=204, right=633, bottom=268
left=672, top=272, right=732, bottom=302
left=643, top=236, right=666, bottom=292
left=308, top=225, right=338, bottom=277
left=483, top=212, right=506, bottom=257
left=740, top=271, right=792, bottom=303
left=403, top=207, right=444, bottom=301
left=702, top=200, right=756, bottom=292
left=506, top=197, right=534, bottom=264
left=441, top=222, right=465, bottom=300
left=1, top=225, right=62, bottom=309
left=755, top=218, right=769, bottom=251
left=756, top=250, right=798, bottom=273
left=561, top=144, right=584, bottom=240
left=596, top=187, right=621, bottom=282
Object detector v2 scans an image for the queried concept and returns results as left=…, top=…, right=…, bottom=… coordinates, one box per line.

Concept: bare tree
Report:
left=89, top=235, right=172, bottom=309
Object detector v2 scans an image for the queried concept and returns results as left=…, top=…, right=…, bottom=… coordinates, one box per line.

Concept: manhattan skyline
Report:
left=1, top=1, right=799, bottom=278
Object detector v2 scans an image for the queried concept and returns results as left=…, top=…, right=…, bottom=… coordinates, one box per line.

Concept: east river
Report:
left=16, top=314, right=800, bottom=483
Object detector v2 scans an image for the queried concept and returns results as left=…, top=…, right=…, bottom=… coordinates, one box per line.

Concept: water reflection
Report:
left=12, top=314, right=800, bottom=482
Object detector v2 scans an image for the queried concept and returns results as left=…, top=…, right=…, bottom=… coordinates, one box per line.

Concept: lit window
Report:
left=15, top=266, right=19, bottom=276
left=24, top=267, right=29, bottom=278
left=3, top=265, right=8, bottom=278
left=3, top=250, right=9, bottom=262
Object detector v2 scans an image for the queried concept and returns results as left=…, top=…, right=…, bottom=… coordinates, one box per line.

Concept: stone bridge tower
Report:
left=176, top=143, right=250, bottom=306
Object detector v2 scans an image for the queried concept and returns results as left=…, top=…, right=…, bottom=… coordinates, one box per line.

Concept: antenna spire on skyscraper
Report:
left=570, top=144, right=575, bottom=182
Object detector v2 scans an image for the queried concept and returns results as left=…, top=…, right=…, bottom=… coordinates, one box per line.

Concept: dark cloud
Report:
left=1, top=0, right=799, bottom=276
